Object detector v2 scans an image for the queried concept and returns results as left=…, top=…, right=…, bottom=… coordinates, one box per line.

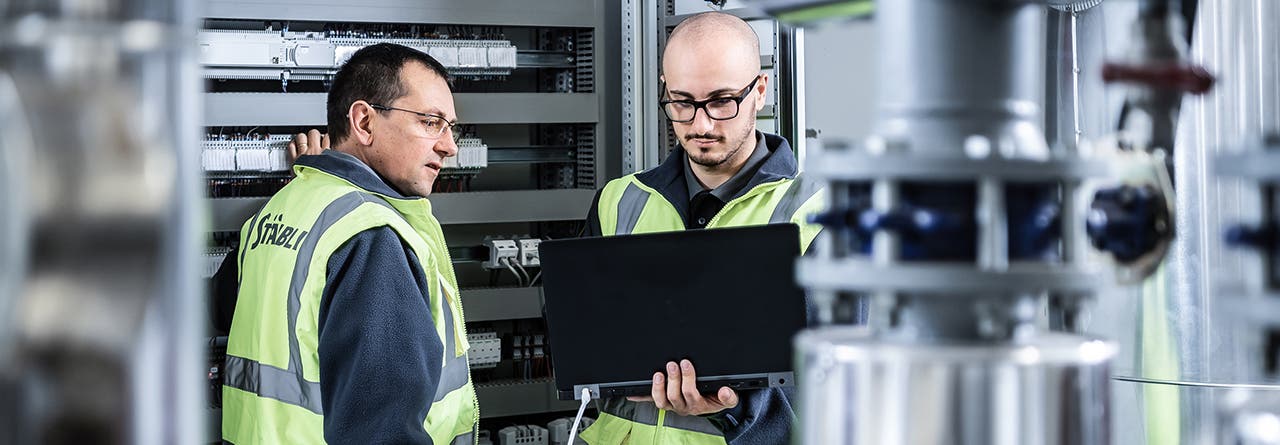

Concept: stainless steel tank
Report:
left=796, top=328, right=1114, bottom=445
left=1084, top=0, right=1280, bottom=443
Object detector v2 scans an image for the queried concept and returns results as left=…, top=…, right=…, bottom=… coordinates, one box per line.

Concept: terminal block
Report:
left=203, top=134, right=291, bottom=172
left=547, top=417, right=594, bottom=445
left=199, top=30, right=518, bottom=80
left=498, top=425, right=548, bottom=445
left=443, top=137, right=489, bottom=171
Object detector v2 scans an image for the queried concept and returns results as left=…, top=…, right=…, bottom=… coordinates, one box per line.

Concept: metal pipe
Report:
left=877, top=0, right=1048, bottom=160
left=1139, top=0, right=1180, bottom=19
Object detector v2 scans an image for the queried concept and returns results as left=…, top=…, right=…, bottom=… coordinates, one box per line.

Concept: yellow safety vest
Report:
left=221, top=163, right=479, bottom=444
left=580, top=171, right=824, bottom=445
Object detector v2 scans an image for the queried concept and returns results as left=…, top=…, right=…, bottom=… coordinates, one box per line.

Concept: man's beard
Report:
left=685, top=125, right=752, bottom=168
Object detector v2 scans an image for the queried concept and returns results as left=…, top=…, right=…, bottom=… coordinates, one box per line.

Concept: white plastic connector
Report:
left=483, top=238, right=519, bottom=270
left=548, top=417, right=594, bottom=445
left=518, top=238, right=541, bottom=267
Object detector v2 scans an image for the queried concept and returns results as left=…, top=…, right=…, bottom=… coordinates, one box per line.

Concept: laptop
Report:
left=539, top=224, right=808, bottom=401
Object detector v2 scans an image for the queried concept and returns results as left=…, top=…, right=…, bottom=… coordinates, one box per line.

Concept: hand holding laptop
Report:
left=626, top=359, right=740, bottom=416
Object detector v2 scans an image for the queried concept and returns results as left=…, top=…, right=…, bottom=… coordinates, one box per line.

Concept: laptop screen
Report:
left=540, top=224, right=808, bottom=396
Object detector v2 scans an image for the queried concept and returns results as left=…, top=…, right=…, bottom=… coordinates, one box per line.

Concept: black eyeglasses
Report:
left=368, top=103, right=460, bottom=142
left=659, top=75, right=761, bottom=123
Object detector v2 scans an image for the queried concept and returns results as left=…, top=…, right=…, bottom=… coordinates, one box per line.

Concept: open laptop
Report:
left=539, top=224, right=808, bottom=401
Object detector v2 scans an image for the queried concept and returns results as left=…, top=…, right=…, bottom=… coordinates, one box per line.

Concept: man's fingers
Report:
left=320, top=133, right=331, bottom=151
left=717, top=387, right=739, bottom=409
left=665, top=361, right=686, bottom=411
left=287, top=141, right=299, bottom=162
left=306, top=129, right=324, bottom=153
left=679, top=359, right=701, bottom=403
left=650, top=372, right=667, bottom=410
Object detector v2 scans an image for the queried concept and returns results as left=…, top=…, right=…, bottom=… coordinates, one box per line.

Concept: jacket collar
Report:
left=633, top=131, right=798, bottom=216
left=293, top=150, right=417, bottom=200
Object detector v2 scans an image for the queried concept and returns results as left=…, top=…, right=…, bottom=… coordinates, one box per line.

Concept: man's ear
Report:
left=348, top=100, right=376, bottom=146
left=754, top=73, right=769, bottom=112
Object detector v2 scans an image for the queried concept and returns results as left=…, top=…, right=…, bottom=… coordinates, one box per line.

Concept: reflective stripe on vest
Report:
left=434, top=283, right=469, bottom=402
left=598, top=398, right=723, bottom=436
left=588, top=174, right=824, bottom=444
left=613, top=175, right=820, bottom=235
left=223, top=191, right=471, bottom=414
left=614, top=182, right=650, bottom=235
left=769, top=172, right=822, bottom=224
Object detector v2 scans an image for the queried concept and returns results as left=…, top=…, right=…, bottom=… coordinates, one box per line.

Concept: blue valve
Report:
left=856, top=207, right=966, bottom=235
left=808, top=209, right=853, bottom=229
left=807, top=185, right=977, bottom=260
left=1224, top=224, right=1276, bottom=250
left=1086, top=185, right=1171, bottom=263
left=1008, top=184, right=1062, bottom=261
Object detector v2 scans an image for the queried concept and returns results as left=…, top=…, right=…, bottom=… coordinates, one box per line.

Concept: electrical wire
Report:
left=567, top=387, right=592, bottom=445
left=514, top=262, right=531, bottom=287
left=510, top=257, right=530, bottom=286
left=503, top=257, right=526, bottom=287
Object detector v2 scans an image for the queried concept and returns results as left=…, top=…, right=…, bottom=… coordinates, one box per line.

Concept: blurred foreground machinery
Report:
left=0, top=0, right=203, bottom=444
left=1204, top=0, right=1280, bottom=443
left=746, top=0, right=1216, bottom=443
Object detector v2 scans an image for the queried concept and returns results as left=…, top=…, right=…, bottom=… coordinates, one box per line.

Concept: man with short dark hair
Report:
left=220, top=43, right=478, bottom=444
left=579, top=12, right=824, bottom=445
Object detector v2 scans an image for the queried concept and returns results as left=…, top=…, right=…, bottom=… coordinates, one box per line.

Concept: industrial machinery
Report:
left=1198, top=1, right=1280, bottom=444
left=0, top=0, right=204, bottom=443
left=791, top=2, right=1128, bottom=443
left=744, top=0, right=1224, bottom=443
left=5, top=0, right=1277, bottom=443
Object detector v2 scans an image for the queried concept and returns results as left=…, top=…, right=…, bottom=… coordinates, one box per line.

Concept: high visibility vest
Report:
left=580, top=172, right=824, bottom=445
left=221, top=164, right=479, bottom=445
left=595, top=172, right=824, bottom=247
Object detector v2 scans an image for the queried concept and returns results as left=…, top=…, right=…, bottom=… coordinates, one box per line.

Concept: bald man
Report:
left=581, top=12, right=825, bottom=445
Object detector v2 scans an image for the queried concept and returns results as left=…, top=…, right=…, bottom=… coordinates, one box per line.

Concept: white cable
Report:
left=503, top=258, right=523, bottom=286
left=528, top=270, right=542, bottom=287
left=509, top=257, right=529, bottom=286
left=513, top=259, right=530, bottom=286
left=503, top=258, right=525, bottom=287
left=567, top=387, right=591, bottom=445
left=514, top=262, right=531, bottom=287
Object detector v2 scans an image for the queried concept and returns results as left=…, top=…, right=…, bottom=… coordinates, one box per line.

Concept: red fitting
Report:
left=1103, top=63, right=1216, bottom=95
